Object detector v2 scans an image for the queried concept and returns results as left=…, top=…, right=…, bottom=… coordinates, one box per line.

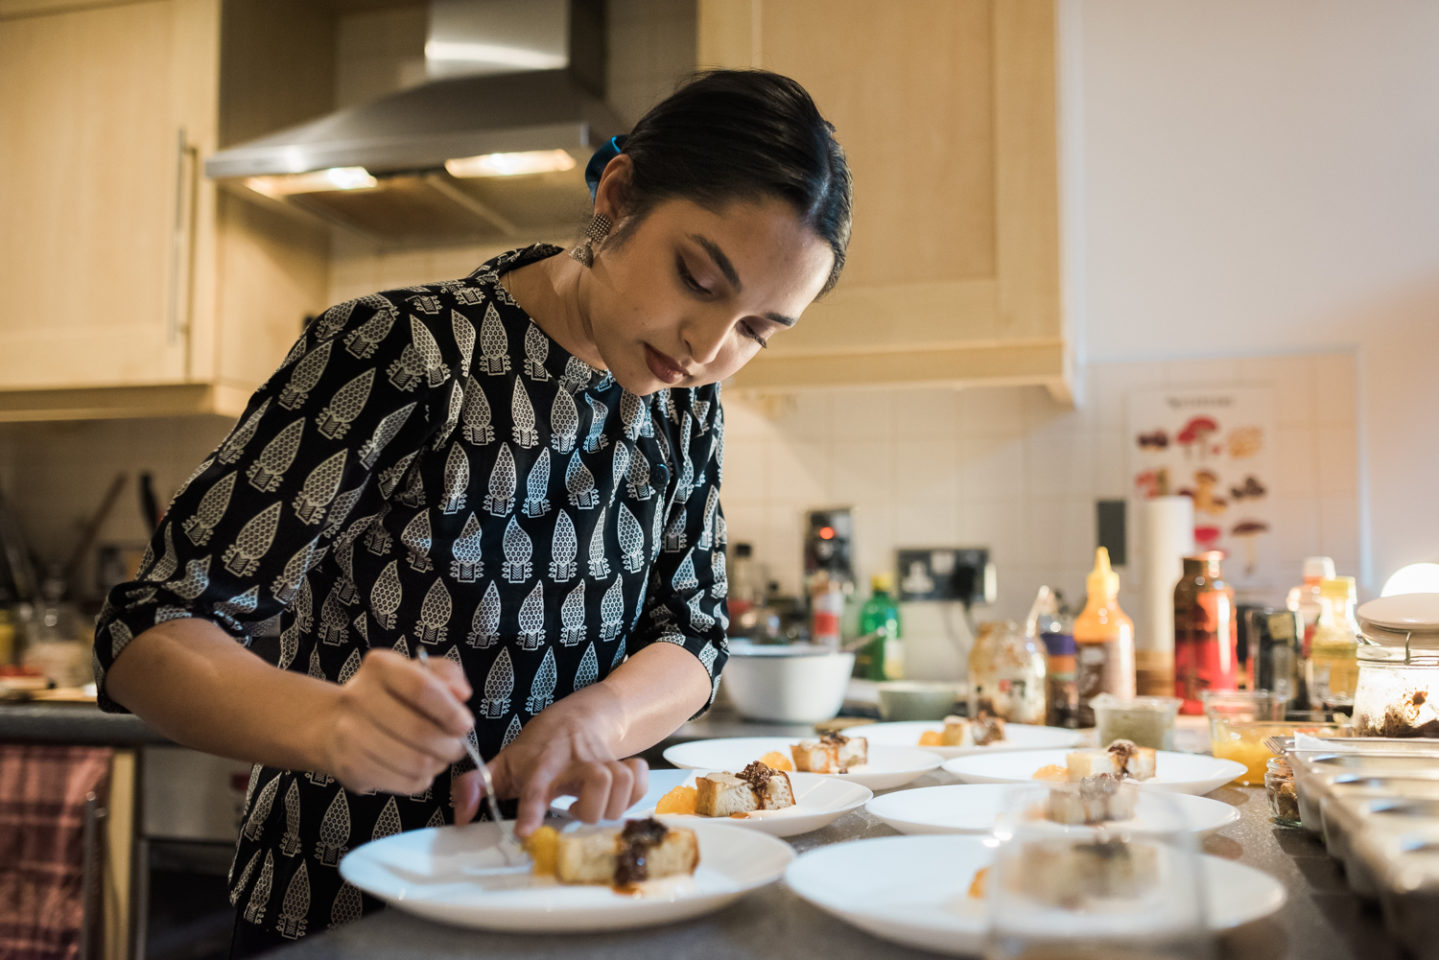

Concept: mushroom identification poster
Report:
left=1127, top=386, right=1276, bottom=588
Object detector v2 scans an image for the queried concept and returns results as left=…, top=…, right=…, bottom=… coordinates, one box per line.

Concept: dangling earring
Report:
left=569, top=213, right=613, bottom=266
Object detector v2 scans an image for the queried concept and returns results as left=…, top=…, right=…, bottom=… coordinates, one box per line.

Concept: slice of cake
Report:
left=1043, top=774, right=1138, bottom=825
left=552, top=818, right=700, bottom=887
left=941, top=715, right=975, bottom=747
left=1105, top=739, right=1157, bottom=781
left=791, top=732, right=869, bottom=773
left=694, top=761, right=796, bottom=816
left=971, top=711, right=1006, bottom=746
left=1065, top=748, right=1122, bottom=780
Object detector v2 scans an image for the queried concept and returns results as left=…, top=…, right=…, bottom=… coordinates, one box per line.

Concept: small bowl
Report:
left=720, top=643, right=855, bottom=724
left=1210, top=718, right=1352, bottom=786
left=1090, top=694, right=1181, bottom=750
left=876, top=681, right=963, bottom=722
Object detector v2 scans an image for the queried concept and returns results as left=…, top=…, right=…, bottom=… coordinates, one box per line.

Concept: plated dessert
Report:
left=525, top=818, right=700, bottom=890
left=792, top=732, right=868, bottom=774
left=918, top=713, right=1006, bottom=748
left=1033, top=739, right=1157, bottom=784
left=656, top=761, right=796, bottom=818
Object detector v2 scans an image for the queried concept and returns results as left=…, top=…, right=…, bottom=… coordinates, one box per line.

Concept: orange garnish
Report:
left=523, top=825, right=559, bottom=876
left=1033, top=763, right=1069, bottom=782
left=655, top=785, right=698, bottom=815
left=968, top=866, right=989, bottom=898
left=918, top=730, right=944, bottom=747
left=758, top=751, right=794, bottom=772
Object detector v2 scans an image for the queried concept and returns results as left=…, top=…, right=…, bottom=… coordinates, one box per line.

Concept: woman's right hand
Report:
left=314, top=649, right=474, bottom=795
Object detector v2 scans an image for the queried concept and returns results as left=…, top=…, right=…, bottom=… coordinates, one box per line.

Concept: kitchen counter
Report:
left=0, top=700, right=166, bottom=746
left=260, top=774, right=1404, bottom=960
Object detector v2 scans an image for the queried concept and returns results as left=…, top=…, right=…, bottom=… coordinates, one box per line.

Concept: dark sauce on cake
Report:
left=613, top=817, right=669, bottom=890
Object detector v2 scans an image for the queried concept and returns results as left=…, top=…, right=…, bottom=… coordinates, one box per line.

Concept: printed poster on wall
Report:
left=1127, top=386, right=1276, bottom=589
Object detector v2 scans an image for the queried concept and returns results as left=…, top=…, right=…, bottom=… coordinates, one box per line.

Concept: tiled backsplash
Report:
left=0, top=349, right=1359, bottom=682
left=720, top=351, right=1360, bottom=680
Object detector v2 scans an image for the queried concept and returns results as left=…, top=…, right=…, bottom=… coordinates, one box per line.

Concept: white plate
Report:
left=339, top=820, right=792, bottom=932
left=662, top=737, right=942, bottom=791
left=941, top=748, right=1246, bottom=796
left=859, top=721, right=1086, bottom=758
left=785, top=834, right=1286, bottom=956
left=552, top=768, right=872, bottom=838
left=865, top=783, right=1240, bottom=836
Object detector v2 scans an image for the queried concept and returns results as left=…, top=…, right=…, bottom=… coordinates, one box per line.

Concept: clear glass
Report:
left=1265, top=756, right=1301, bottom=827
left=1090, top=694, right=1181, bottom=750
left=1201, top=690, right=1287, bottom=784
left=1352, top=660, right=1439, bottom=737
left=969, top=620, right=1048, bottom=725
left=984, top=784, right=1213, bottom=960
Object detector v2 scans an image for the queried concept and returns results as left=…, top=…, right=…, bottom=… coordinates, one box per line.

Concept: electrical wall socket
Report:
left=895, top=547, right=995, bottom=604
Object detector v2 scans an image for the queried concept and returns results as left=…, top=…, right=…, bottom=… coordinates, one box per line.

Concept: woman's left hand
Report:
left=449, top=685, right=649, bottom=837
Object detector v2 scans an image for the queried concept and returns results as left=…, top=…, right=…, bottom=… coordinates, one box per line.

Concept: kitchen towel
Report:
left=0, top=744, right=112, bottom=960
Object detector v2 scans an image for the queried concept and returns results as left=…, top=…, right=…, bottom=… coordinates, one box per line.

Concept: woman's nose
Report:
left=681, top=314, right=730, bottom=366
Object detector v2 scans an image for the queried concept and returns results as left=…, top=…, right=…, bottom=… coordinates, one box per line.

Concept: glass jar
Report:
left=968, top=620, right=1047, bottom=725
left=1352, top=593, right=1439, bottom=737
left=1265, top=756, right=1300, bottom=826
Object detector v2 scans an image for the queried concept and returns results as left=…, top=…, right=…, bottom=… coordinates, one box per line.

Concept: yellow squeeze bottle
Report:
left=1074, top=548, right=1136, bottom=725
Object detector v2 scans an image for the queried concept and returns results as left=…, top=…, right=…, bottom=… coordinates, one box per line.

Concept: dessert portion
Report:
left=694, top=761, right=796, bottom=817
left=920, top=713, right=1008, bottom=748
left=792, top=732, right=868, bottom=774
left=525, top=818, right=700, bottom=888
left=969, top=840, right=1159, bottom=904
left=1055, top=739, right=1155, bottom=782
left=1043, top=774, right=1137, bottom=825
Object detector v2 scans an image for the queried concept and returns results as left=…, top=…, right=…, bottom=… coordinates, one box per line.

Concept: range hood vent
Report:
left=206, top=0, right=620, bottom=243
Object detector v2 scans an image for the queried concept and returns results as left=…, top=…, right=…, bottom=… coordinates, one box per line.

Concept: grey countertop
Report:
left=0, top=700, right=167, bottom=746
left=260, top=773, right=1404, bottom=960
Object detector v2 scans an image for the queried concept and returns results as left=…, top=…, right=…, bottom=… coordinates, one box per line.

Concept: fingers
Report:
left=450, top=770, right=482, bottom=825
left=371, top=650, right=474, bottom=737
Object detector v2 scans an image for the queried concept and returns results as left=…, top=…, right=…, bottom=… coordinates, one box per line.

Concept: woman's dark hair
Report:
left=612, top=69, right=852, bottom=296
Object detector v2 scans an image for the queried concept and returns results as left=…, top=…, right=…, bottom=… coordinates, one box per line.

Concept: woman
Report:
left=93, top=68, right=851, bottom=953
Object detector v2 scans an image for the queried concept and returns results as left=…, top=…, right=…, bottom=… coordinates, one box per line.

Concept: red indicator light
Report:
left=818, top=526, right=835, bottom=540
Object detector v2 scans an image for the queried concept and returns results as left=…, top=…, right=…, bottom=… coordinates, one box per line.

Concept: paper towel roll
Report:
left=1137, top=496, right=1195, bottom=696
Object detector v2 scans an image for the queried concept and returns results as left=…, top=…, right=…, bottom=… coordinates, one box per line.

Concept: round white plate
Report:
left=339, top=820, right=792, bottom=932
left=941, top=748, right=1246, bottom=796
left=662, top=737, right=942, bottom=791
left=858, top=721, right=1086, bottom=758
left=552, top=768, right=872, bottom=838
left=785, top=834, right=1285, bottom=956
left=865, top=783, right=1240, bottom=836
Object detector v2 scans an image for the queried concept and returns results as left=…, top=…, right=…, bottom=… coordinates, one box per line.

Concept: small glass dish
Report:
left=1091, top=694, right=1182, bottom=750
left=1209, top=718, right=1351, bottom=785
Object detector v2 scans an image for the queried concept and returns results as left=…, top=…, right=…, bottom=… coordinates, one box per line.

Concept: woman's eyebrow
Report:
left=688, top=233, right=742, bottom=290
left=688, top=233, right=797, bottom=327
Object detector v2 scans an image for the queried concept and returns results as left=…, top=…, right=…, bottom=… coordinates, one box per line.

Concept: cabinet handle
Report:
left=169, top=128, right=199, bottom=347
left=79, top=790, right=108, bottom=960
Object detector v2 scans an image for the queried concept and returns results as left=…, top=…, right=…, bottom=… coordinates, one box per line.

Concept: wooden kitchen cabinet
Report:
left=0, top=0, right=331, bottom=421
left=698, top=0, right=1071, bottom=401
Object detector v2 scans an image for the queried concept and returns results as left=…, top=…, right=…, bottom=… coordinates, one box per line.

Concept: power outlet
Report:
left=896, top=547, right=994, bottom=603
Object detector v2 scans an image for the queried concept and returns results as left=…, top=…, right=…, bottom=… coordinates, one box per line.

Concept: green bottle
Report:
left=856, top=574, right=903, bottom=680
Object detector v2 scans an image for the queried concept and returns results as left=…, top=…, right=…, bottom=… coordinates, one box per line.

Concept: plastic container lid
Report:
left=1356, top=594, right=1439, bottom=663
left=870, top=573, right=894, bottom=592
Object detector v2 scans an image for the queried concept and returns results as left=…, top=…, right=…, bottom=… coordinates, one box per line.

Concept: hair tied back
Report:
left=584, top=136, right=628, bottom=201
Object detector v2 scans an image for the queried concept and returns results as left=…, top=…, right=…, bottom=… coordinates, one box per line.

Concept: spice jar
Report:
left=1352, top=593, right=1439, bottom=737
left=1265, top=755, right=1300, bottom=826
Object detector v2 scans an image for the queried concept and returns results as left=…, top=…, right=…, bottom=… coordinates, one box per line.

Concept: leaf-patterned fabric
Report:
left=91, top=244, right=730, bottom=938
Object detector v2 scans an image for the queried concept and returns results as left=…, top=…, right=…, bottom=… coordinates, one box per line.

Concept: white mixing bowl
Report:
left=719, top=642, right=855, bottom=723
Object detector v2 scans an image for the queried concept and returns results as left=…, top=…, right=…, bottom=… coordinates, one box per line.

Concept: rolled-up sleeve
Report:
left=631, top=388, right=729, bottom=713
left=92, top=294, right=456, bottom=712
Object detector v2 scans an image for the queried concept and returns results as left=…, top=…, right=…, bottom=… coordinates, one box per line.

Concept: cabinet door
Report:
left=700, top=0, right=1066, bottom=396
left=0, top=0, right=191, bottom=390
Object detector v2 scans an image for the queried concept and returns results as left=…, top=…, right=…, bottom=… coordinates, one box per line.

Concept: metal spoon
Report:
left=416, top=649, right=525, bottom=864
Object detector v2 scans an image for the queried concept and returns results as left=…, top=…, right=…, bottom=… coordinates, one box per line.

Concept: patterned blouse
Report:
left=92, top=244, right=730, bottom=939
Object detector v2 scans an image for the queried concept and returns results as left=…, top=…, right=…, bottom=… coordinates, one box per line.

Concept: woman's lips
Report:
left=644, top=344, right=689, bottom=384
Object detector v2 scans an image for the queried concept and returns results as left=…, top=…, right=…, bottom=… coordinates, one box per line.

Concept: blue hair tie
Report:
left=584, top=135, right=627, bottom=201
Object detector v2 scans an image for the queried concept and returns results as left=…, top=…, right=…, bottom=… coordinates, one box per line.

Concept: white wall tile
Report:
left=956, top=386, right=1031, bottom=435
left=764, top=439, right=830, bottom=506
left=831, top=390, right=896, bottom=440
left=1162, top=356, right=1244, bottom=386
left=1313, top=352, right=1358, bottom=426
left=1026, top=430, right=1097, bottom=499
left=1319, top=495, right=1362, bottom=574
left=893, top=438, right=958, bottom=504
left=717, top=436, right=766, bottom=503
left=957, top=433, right=1027, bottom=501
left=1315, top=425, right=1359, bottom=495
left=893, top=502, right=958, bottom=548
left=893, top=389, right=960, bottom=439
left=1271, top=427, right=1318, bottom=497
left=830, top=440, right=895, bottom=505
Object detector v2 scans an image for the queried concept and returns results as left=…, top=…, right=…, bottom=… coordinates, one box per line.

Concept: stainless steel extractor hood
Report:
left=206, top=0, right=622, bottom=243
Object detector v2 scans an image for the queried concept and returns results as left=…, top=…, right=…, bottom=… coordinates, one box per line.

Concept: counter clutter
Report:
left=252, top=715, right=1408, bottom=960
